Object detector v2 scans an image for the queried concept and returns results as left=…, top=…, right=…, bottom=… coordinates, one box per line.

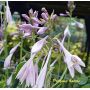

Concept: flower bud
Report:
left=31, top=36, right=48, bottom=55
left=37, top=27, right=48, bottom=35
left=22, top=14, right=30, bottom=22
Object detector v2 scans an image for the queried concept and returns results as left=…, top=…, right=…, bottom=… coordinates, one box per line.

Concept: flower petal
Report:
left=9, top=42, right=21, bottom=54
left=37, top=27, right=48, bottom=35
left=4, top=53, right=13, bottom=68
left=68, top=66, right=75, bottom=78
left=72, top=55, right=85, bottom=67
left=74, top=64, right=83, bottom=74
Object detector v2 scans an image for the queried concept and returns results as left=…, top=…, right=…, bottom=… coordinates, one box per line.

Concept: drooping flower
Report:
left=31, top=36, right=48, bottom=56
left=6, top=1, right=13, bottom=24
left=37, top=27, right=48, bottom=35
left=4, top=42, right=20, bottom=68
left=16, top=54, right=38, bottom=87
left=34, top=47, right=52, bottom=88
left=57, top=39, right=85, bottom=78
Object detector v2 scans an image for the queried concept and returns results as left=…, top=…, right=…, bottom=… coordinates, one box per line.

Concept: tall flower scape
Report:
left=0, top=1, right=86, bottom=88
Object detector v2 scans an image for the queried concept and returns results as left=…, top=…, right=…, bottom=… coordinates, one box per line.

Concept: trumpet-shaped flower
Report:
left=31, top=36, right=48, bottom=56
left=16, top=55, right=38, bottom=87
left=57, top=39, right=85, bottom=78
left=34, top=48, right=52, bottom=88
left=37, top=27, right=48, bottom=35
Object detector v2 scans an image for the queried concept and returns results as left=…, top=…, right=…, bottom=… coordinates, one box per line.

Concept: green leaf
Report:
left=81, top=84, right=90, bottom=88
left=78, top=74, right=88, bottom=85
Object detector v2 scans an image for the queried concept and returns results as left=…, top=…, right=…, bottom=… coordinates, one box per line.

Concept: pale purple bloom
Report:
left=4, top=42, right=20, bottom=69
left=57, top=39, right=85, bottom=78
left=31, top=36, right=48, bottom=56
left=41, top=7, right=48, bottom=13
left=31, top=17, right=42, bottom=24
left=19, top=24, right=33, bottom=31
left=41, top=13, right=48, bottom=21
left=16, top=55, right=38, bottom=87
left=34, top=48, right=52, bottom=88
left=37, top=27, right=48, bottom=35
left=33, top=11, right=38, bottom=17
left=4, top=53, right=13, bottom=68
left=41, top=8, right=57, bottom=22
left=22, top=14, right=30, bottom=22
left=7, top=74, right=12, bottom=86
left=6, top=1, right=13, bottom=23
left=60, top=13, right=67, bottom=16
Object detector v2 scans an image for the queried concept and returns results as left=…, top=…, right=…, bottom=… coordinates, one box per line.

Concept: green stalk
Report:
left=3, top=2, right=8, bottom=57
left=20, top=38, right=23, bottom=62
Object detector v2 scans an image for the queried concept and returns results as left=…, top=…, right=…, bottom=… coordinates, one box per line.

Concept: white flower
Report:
left=4, top=53, right=13, bottom=68
left=34, top=47, right=52, bottom=88
left=31, top=36, right=48, bottom=56
left=57, top=39, right=85, bottom=78
left=7, top=74, right=12, bottom=86
left=37, top=27, right=48, bottom=35
left=6, top=1, right=13, bottom=23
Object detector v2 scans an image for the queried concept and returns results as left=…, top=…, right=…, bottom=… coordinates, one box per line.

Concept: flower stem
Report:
left=51, top=67, right=67, bottom=88
left=3, top=2, right=8, bottom=57
left=20, top=38, right=23, bottom=62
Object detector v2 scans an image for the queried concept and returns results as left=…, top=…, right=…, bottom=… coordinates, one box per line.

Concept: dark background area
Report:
left=8, top=1, right=90, bottom=68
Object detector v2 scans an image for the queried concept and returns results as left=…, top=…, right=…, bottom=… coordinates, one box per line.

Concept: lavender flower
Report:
left=31, top=36, right=48, bottom=56
left=22, top=14, right=30, bottom=22
left=4, top=42, right=20, bottom=69
left=34, top=47, right=52, bottom=88
left=16, top=55, right=38, bottom=87
left=57, top=39, right=85, bottom=78
left=37, top=27, right=48, bottom=35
